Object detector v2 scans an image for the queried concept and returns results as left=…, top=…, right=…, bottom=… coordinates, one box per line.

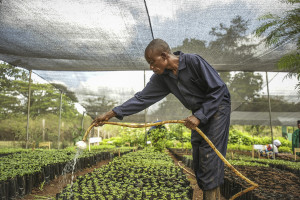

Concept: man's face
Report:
left=298, top=123, right=300, bottom=129
left=145, top=49, right=167, bottom=75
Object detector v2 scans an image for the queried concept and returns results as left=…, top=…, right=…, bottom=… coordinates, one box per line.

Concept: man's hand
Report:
left=92, top=110, right=116, bottom=126
left=184, top=115, right=200, bottom=129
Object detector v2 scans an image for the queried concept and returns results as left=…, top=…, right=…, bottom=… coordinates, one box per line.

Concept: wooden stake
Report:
left=294, top=148, right=300, bottom=161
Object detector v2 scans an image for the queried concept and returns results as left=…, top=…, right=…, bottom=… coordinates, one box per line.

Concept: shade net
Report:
left=0, top=0, right=298, bottom=71
left=0, top=0, right=299, bottom=145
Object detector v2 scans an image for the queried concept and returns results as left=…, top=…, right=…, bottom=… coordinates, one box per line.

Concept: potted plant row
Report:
left=0, top=147, right=130, bottom=200
left=56, top=149, right=193, bottom=200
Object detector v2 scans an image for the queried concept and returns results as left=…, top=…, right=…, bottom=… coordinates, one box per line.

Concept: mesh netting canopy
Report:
left=0, top=0, right=299, bottom=125
left=0, top=0, right=297, bottom=72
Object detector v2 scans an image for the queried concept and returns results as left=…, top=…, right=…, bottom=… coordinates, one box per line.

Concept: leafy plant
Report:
left=148, top=127, right=167, bottom=152
left=39, top=180, right=45, bottom=191
left=57, top=150, right=193, bottom=199
left=254, top=0, right=300, bottom=93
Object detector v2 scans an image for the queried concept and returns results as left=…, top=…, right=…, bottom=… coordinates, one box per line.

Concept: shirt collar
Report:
left=173, top=51, right=186, bottom=71
left=162, top=51, right=185, bottom=79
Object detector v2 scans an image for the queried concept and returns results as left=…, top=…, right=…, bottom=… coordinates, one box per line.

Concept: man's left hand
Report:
left=184, top=115, right=200, bottom=129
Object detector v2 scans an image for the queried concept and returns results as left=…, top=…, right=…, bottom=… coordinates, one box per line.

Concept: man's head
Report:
left=297, top=120, right=300, bottom=129
left=144, top=39, right=171, bottom=74
left=273, top=139, right=281, bottom=148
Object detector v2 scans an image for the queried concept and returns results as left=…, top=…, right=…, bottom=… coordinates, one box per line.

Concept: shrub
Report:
left=227, top=144, right=252, bottom=151
left=228, top=128, right=292, bottom=151
left=102, top=137, right=124, bottom=147
left=183, top=142, right=192, bottom=149
left=148, top=128, right=167, bottom=152
left=278, top=146, right=292, bottom=153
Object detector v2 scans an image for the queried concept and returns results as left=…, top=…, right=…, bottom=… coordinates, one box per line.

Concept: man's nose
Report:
left=150, top=65, right=154, bottom=70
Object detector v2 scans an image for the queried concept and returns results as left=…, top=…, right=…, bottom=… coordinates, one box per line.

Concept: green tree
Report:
left=0, top=63, right=29, bottom=118
left=151, top=94, right=191, bottom=120
left=237, top=95, right=300, bottom=112
left=159, top=16, right=263, bottom=115
left=0, top=63, right=82, bottom=144
left=1, top=63, right=79, bottom=119
left=172, top=38, right=208, bottom=58
left=255, top=0, right=300, bottom=93
left=207, top=16, right=263, bottom=110
left=82, top=96, right=117, bottom=119
left=117, top=126, right=145, bottom=147
left=11, top=81, right=79, bottom=118
left=209, top=15, right=258, bottom=64
left=0, top=62, right=28, bottom=86
left=52, top=83, right=78, bottom=102
left=229, top=72, right=263, bottom=110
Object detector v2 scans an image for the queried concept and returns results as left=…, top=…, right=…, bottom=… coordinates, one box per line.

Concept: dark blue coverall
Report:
left=112, top=51, right=231, bottom=190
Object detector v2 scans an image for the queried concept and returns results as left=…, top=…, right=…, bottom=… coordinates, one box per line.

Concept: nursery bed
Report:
left=167, top=150, right=227, bottom=200
left=17, top=148, right=300, bottom=200
left=169, top=148, right=300, bottom=200
left=223, top=165, right=300, bottom=200
left=21, top=150, right=205, bottom=200
left=20, top=159, right=111, bottom=200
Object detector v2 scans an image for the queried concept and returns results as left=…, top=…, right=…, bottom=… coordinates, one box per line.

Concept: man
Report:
left=292, top=120, right=300, bottom=156
left=93, top=38, right=231, bottom=199
left=260, top=139, right=281, bottom=158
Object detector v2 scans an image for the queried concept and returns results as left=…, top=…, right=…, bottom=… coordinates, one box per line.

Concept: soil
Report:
left=172, top=149, right=300, bottom=199
left=226, top=150, right=300, bottom=200
left=224, top=165, right=300, bottom=200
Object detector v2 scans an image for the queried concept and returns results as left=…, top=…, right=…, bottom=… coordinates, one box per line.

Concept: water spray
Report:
left=75, top=141, right=87, bottom=150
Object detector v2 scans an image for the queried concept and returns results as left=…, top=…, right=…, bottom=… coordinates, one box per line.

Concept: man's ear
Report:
left=161, top=52, right=168, bottom=60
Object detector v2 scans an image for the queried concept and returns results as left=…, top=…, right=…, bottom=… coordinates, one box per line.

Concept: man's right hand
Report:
left=92, top=110, right=116, bottom=126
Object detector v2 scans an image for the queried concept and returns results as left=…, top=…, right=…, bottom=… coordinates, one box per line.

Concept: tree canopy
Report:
left=255, top=0, right=300, bottom=93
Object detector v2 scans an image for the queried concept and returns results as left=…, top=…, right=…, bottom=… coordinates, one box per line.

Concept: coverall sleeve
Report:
left=189, top=55, right=229, bottom=124
left=112, top=75, right=170, bottom=120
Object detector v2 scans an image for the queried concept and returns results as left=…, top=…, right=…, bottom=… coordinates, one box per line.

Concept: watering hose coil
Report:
left=82, top=120, right=258, bottom=200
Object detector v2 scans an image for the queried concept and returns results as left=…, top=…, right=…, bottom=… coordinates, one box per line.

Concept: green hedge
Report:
left=228, top=129, right=292, bottom=153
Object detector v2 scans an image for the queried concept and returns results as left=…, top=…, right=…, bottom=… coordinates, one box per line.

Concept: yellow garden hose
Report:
left=82, top=120, right=258, bottom=200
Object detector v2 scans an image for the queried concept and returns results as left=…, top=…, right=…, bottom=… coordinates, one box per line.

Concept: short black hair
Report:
left=297, top=120, right=300, bottom=125
left=144, top=39, right=171, bottom=58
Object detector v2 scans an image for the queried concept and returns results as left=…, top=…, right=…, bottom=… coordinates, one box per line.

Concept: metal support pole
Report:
left=144, top=70, right=148, bottom=145
left=42, top=119, right=45, bottom=141
left=26, top=70, right=32, bottom=149
left=81, top=111, right=85, bottom=134
left=266, top=72, right=274, bottom=158
left=57, top=90, right=62, bottom=149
